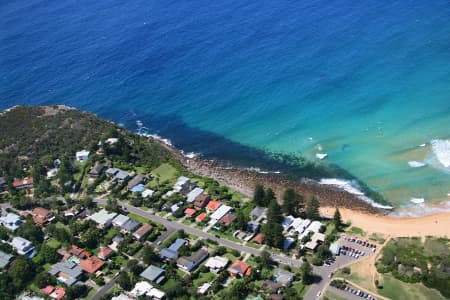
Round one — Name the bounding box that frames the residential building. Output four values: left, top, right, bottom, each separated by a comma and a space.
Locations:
64, 206, 80, 218
88, 163, 105, 178
249, 206, 267, 219
228, 260, 252, 277
127, 174, 145, 191
172, 176, 191, 195
147, 288, 166, 300
252, 233, 265, 245
198, 282, 211, 295
141, 188, 155, 198
205, 200, 222, 212
79, 256, 105, 273
113, 170, 130, 183
69, 245, 91, 259
208, 205, 232, 225
274, 268, 294, 286
46, 168, 58, 179
187, 187, 203, 203
195, 213, 207, 223
194, 193, 210, 209
140, 265, 165, 284
159, 238, 187, 260
32, 207, 54, 226
40, 286, 65, 300
48, 261, 83, 286
247, 221, 260, 233
0, 212, 23, 231
75, 150, 90, 162
261, 280, 283, 294
89, 209, 117, 229
12, 177, 34, 190
283, 238, 295, 251
105, 168, 119, 177
304, 232, 325, 251
111, 294, 133, 300
205, 256, 229, 273
98, 247, 113, 260
112, 214, 130, 228
11, 236, 34, 255
298, 220, 323, 240
218, 213, 236, 227
0, 177, 6, 192
130, 184, 145, 193
130, 281, 153, 298
0, 250, 13, 269
122, 219, 141, 233
176, 248, 209, 272
133, 223, 153, 241
184, 208, 196, 217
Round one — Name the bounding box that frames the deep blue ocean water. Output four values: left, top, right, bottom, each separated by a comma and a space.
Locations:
1, 0, 450, 211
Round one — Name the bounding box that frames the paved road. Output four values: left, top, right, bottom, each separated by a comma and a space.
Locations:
90, 275, 118, 300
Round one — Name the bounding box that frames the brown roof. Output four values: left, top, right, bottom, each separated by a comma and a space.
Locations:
89, 163, 105, 176
228, 260, 251, 277
219, 213, 236, 226
133, 223, 153, 238
194, 193, 210, 209
69, 245, 91, 259
32, 207, 53, 225
127, 174, 145, 190
98, 247, 113, 260
253, 233, 265, 244
79, 256, 105, 273
12, 177, 33, 189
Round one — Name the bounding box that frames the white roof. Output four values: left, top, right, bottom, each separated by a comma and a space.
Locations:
198, 282, 211, 294
111, 294, 133, 300
47, 168, 58, 178
112, 214, 130, 227
205, 256, 229, 269
174, 176, 190, 188
11, 236, 34, 255
90, 209, 117, 225
171, 204, 180, 213
130, 281, 153, 297
76, 150, 90, 157
105, 138, 119, 144
142, 189, 155, 198
187, 187, 204, 203
209, 205, 232, 224
147, 288, 165, 299
307, 221, 322, 233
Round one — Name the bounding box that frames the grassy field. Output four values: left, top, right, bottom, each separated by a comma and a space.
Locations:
324, 290, 348, 300
148, 163, 179, 187
46, 238, 61, 249
347, 226, 366, 236
128, 212, 150, 224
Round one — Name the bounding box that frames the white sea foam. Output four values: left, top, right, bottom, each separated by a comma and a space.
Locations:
316, 153, 328, 160
180, 150, 198, 159
410, 197, 425, 204
408, 160, 426, 168
319, 178, 393, 209
419, 143, 427, 147
430, 139, 450, 168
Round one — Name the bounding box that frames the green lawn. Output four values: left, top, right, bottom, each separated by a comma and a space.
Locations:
377, 274, 447, 300
128, 212, 150, 224
193, 271, 216, 288
148, 163, 179, 187
324, 290, 348, 300
46, 238, 61, 249
292, 281, 309, 298
347, 226, 366, 236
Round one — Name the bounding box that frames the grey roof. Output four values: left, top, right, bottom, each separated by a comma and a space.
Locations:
187, 187, 204, 203
0, 250, 13, 269
250, 206, 267, 218
114, 170, 130, 181
90, 209, 117, 225
112, 214, 130, 226
274, 268, 294, 285
127, 174, 145, 190
48, 260, 83, 286
160, 238, 186, 260
106, 168, 120, 176
0, 177, 5, 185
11, 236, 34, 255
169, 239, 187, 252
140, 265, 165, 282
177, 249, 208, 271
112, 235, 124, 244
122, 219, 140, 232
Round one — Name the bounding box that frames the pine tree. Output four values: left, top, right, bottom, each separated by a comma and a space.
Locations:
253, 184, 265, 206
333, 207, 342, 231
263, 198, 284, 249
264, 188, 276, 207
282, 188, 303, 216
300, 260, 314, 285
306, 196, 320, 220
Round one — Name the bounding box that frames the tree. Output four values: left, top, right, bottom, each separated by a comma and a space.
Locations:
142, 245, 158, 265
300, 260, 314, 285
306, 196, 320, 220
16, 220, 44, 245
282, 188, 303, 216
8, 257, 35, 289
34, 243, 60, 265
127, 259, 143, 275
263, 198, 284, 249
259, 250, 273, 269
106, 198, 119, 213
253, 184, 265, 206
34, 271, 56, 288
264, 188, 276, 207
80, 228, 101, 249
117, 271, 132, 291
234, 210, 248, 231
333, 207, 342, 231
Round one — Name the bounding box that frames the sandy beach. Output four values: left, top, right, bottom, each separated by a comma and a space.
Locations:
321, 207, 450, 238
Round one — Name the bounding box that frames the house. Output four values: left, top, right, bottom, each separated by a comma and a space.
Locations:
12, 177, 34, 190
130, 281, 153, 298
112, 214, 130, 228
247, 221, 260, 233
0, 250, 13, 269
98, 247, 113, 260
11, 236, 34, 255
105, 138, 119, 145
40, 286, 65, 300
64, 206, 80, 218
252, 233, 265, 245
76, 150, 90, 162
198, 282, 211, 295
141, 189, 155, 198
140, 265, 165, 284
147, 288, 166, 300
130, 184, 145, 193
187, 187, 204, 203
228, 260, 252, 277
299, 221, 323, 241
32, 207, 54, 226
48, 261, 83, 286
205, 200, 222, 212
122, 219, 141, 233
304, 232, 325, 251
113, 170, 131, 183
0, 177, 6, 192
133, 223, 153, 241
127, 174, 145, 191
261, 280, 283, 294
250, 206, 267, 219
46, 168, 58, 179
111, 294, 133, 300
218, 213, 236, 227
159, 238, 187, 260
205, 256, 229, 273
196, 213, 207, 223
176, 248, 209, 272
208, 205, 232, 225
69, 245, 91, 259
79, 256, 105, 273
0, 212, 23, 231
184, 208, 196, 217
194, 193, 210, 209
89, 209, 117, 229
283, 238, 295, 251
274, 268, 294, 286
329, 241, 341, 256
282, 215, 295, 231
173, 176, 191, 195
105, 168, 119, 177
88, 163, 105, 178
170, 204, 180, 214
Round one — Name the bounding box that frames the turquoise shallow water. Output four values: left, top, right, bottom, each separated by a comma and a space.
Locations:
0, 0, 449, 209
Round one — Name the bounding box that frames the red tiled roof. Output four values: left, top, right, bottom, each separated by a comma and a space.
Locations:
206, 200, 222, 211
51, 287, 66, 300
184, 208, 196, 216
253, 233, 265, 244
98, 247, 113, 260
229, 260, 252, 276
219, 213, 236, 226
12, 177, 33, 188
41, 285, 55, 295
69, 245, 91, 259
79, 256, 105, 273
196, 213, 207, 222
33, 207, 51, 217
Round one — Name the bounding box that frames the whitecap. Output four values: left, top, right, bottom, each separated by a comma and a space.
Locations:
316, 153, 328, 160
419, 143, 426, 147
410, 197, 425, 204
408, 161, 426, 168
430, 139, 450, 168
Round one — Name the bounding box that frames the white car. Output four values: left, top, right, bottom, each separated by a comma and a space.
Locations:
316, 291, 321, 298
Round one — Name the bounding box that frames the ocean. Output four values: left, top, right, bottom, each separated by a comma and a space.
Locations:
1, 0, 449, 213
